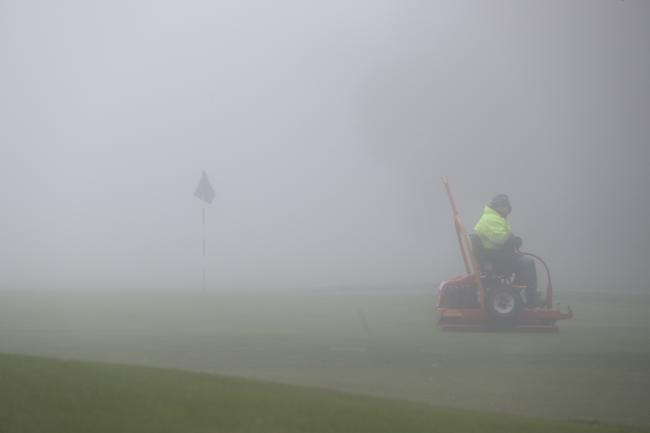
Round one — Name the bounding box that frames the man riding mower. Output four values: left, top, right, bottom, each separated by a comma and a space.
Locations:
436, 179, 572, 332
473, 193, 544, 309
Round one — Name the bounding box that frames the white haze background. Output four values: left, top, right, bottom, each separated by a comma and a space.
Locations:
1, 0, 649, 292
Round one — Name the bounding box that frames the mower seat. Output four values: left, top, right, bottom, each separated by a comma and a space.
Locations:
469, 233, 510, 279
469, 233, 489, 273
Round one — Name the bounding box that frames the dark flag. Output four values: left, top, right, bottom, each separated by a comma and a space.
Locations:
194, 171, 215, 204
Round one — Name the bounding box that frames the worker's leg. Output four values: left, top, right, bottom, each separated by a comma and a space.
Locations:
513, 255, 538, 307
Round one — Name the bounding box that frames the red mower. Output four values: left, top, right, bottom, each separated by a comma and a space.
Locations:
437, 178, 572, 332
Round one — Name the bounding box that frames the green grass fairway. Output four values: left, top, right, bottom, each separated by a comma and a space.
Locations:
0, 289, 649, 427
1, 352, 647, 433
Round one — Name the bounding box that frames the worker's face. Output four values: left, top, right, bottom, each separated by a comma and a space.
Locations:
496, 205, 511, 218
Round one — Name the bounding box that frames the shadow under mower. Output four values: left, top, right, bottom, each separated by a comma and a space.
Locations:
437, 179, 572, 332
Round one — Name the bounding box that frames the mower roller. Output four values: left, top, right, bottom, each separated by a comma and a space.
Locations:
437, 178, 572, 332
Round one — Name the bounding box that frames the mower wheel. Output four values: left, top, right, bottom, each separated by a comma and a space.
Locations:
486, 286, 522, 322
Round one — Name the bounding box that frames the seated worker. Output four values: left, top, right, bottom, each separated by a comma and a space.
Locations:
474, 194, 542, 308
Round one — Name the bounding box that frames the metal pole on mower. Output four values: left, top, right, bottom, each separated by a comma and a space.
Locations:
442, 178, 485, 309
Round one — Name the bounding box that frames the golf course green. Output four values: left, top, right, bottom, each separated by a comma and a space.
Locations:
0, 289, 648, 431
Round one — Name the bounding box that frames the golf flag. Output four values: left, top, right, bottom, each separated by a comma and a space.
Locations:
194, 171, 215, 204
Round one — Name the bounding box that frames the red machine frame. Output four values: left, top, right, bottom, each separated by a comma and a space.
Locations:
437, 178, 572, 332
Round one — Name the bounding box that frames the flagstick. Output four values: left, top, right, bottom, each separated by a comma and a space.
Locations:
195, 171, 215, 292
202, 206, 206, 292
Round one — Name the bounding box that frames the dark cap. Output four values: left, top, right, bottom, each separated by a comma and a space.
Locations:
489, 194, 511, 210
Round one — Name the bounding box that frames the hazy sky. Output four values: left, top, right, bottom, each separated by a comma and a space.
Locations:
1, 0, 649, 291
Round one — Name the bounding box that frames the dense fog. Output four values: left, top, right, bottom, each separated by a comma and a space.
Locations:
2, 0, 649, 292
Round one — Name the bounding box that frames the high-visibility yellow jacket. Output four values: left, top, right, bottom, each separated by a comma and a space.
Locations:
474, 206, 511, 249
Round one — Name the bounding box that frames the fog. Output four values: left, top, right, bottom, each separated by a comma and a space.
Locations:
1, 0, 649, 292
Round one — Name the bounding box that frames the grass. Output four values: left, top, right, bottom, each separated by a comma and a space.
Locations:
1, 352, 647, 433
0, 289, 649, 428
